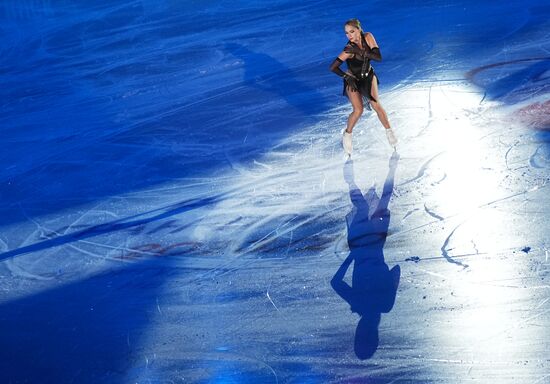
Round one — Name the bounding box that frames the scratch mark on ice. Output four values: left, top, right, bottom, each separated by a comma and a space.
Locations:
284, 230, 293, 258
471, 240, 479, 255
424, 203, 444, 221
266, 291, 280, 312
401, 208, 419, 222
156, 297, 162, 315
479, 92, 486, 104
433, 172, 447, 185
505, 140, 519, 170
534, 297, 549, 311
441, 222, 469, 269
254, 160, 272, 170
398, 151, 445, 186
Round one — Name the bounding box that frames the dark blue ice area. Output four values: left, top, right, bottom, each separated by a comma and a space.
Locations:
0, 258, 169, 382
1, 1, 549, 383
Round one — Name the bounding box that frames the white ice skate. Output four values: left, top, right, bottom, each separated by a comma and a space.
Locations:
385, 128, 398, 148
343, 131, 353, 156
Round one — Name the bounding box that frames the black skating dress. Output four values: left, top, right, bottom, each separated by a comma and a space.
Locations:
343, 33, 380, 102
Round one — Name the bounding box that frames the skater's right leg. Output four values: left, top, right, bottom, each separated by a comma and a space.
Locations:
345, 88, 363, 133
343, 88, 364, 156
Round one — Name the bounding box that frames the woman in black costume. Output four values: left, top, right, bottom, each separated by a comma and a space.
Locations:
330, 19, 397, 155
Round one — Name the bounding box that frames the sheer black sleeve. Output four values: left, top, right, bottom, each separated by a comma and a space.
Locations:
329, 57, 346, 77
364, 47, 382, 61
344, 44, 382, 61
330, 57, 358, 91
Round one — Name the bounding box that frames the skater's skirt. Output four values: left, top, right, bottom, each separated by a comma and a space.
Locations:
343, 67, 379, 102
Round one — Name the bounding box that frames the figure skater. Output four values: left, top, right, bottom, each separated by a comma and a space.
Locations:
329, 18, 397, 155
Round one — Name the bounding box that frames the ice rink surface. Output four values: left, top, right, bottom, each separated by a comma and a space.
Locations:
1, 1, 549, 383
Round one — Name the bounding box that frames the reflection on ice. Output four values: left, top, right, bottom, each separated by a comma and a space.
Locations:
332, 156, 400, 359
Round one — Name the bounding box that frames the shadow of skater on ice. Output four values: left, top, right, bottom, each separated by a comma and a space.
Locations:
331, 152, 401, 360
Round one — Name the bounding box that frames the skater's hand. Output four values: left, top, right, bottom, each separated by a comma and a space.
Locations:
344, 71, 358, 80
343, 73, 358, 91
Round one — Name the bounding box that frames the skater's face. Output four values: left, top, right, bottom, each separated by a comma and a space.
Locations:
345, 25, 361, 43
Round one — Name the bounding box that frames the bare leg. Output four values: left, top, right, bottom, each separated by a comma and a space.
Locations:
369, 76, 397, 147
368, 75, 391, 130
346, 87, 364, 133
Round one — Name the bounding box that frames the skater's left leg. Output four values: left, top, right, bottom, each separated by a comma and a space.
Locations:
368, 76, 391, 130
369, 76, 397, 147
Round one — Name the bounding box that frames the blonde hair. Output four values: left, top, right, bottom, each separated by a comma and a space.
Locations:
344, 18, 363, 32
